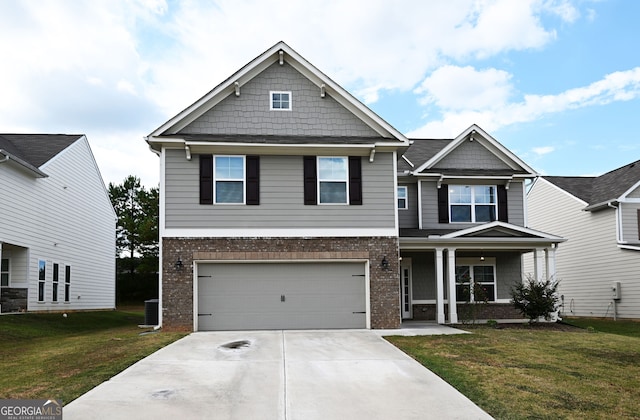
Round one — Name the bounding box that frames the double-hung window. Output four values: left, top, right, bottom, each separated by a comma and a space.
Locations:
64, 266, 71, 303
455, 263, 496, 302
449, 185, 497, 223
214, 156, 245, 204
52, 263, 59, 302
1, 258, 9, 287
318, 157, 348, 204
397, 186, 408, 210
270, 91, 291, 110
38, 260, 46, 302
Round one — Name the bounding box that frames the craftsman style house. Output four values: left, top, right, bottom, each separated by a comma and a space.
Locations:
527, 162, 640, 319
0, 134, 116, 313
147, 42, 564, 331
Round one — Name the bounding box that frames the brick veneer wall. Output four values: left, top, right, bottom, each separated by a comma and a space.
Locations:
412, 303, 523, 322
0, 288, 27, 313
162, 237, 400, 331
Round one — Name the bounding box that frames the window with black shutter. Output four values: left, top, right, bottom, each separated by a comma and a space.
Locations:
438, 184, 449, 223
199, 154, 213, 205
246, 156, 260, 205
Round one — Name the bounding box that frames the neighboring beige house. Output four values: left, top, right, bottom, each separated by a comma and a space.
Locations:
0, 134, 116, 313
526, 160, 640, 319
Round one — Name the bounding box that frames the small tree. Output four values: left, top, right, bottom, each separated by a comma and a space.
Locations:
510, 276, 560, 323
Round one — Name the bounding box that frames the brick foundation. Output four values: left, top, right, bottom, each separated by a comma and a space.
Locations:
162, 237, 400, 331
412, 303, 522, 322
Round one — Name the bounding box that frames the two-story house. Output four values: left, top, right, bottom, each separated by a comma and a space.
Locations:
146, 42, 409, 331
147, 42, 565, 331
0, 134, 116, 313
526, 161, 640, 319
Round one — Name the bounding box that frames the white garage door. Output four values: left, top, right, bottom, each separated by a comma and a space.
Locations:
197, 262, 367, 331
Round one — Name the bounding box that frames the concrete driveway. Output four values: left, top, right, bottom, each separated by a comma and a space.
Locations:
64, 330, 492, 420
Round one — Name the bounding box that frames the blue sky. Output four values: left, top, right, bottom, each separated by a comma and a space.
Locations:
1, 0, 639, 187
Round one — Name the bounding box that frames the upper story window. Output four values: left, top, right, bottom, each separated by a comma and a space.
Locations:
449, 185, 496, 223
1, 258, 9, 287
270, 91, 291, 111
215, 156, 245, 204
318, 157, 348, 204
398, 186, 408, 210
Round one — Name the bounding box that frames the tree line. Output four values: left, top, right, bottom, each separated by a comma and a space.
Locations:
108, 175, 158, 304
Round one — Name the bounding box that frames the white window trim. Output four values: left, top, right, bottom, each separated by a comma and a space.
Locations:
398, 186, 408, 210
455, 258, 497, 303
213, 155, 246, 205
270, 90, 292, 111
449, 185, 498, 223
1, 258, 10, 287
317, 156, 349, 205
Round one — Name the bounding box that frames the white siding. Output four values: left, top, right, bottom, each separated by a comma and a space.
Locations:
0, 138, 116, 311
526, 178, 640, 319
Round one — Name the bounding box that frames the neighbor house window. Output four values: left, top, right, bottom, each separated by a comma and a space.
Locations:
38, 260, 46, 302
398, 186, 408, 210
214, 156, 245, 204
455, 264, 496, 302
52, 263, 59, 302
1, 258, 9, 287
449, 185, 497, 223
318, 157, 348, 204
64, 266, 71, 303
270, 91, 291, 110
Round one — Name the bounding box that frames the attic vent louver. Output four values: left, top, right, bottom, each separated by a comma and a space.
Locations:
279, 50, 284, 65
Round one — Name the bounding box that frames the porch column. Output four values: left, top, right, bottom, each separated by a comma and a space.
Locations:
545, 246, 557, 281
435, 248, 445, 324
533, 248, 545, 281
447, 248, 458, 324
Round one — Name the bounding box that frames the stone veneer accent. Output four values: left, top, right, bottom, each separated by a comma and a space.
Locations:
162, 237, 400, 331
0, 288, 27, 313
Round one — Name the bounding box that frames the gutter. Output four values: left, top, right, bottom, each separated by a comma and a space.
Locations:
0, 149, 48, 177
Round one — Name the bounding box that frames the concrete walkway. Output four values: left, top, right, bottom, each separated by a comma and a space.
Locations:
64, 329, 491, 420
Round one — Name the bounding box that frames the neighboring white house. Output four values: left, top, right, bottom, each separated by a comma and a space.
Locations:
526, 160, 640, 320
0, 134, 116, 313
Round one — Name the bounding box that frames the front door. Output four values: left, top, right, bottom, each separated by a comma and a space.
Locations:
400, 258, 412, 319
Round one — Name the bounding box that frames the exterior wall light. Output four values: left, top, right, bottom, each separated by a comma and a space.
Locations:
381, 256, 390, 270
175, 257, 183, 270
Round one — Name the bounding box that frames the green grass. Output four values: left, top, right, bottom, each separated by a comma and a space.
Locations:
0, 310, 185, 404
387, 322, 640, 419
563, 317, 640, 338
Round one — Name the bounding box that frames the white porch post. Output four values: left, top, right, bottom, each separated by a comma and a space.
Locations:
447, 248, 458, 324
545, 246, 557, 281
435, 248, 445, 324
533, 248, 545, 281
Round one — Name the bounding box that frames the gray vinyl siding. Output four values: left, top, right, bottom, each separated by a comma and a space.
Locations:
398, 183, 419, 229
432, 139, 513, 170
495, 252, 522, 300
620, 202, 640, 243
627, 184, 640, 199
164, 149, 396, 229
179, 62, 379, 137
401, 252, 436, 300
420, 180, 525, 230
526, 179, 640, 319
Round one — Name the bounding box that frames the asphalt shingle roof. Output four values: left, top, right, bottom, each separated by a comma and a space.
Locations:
398, 139, 451, 172
0, 134, 82, 167
543, 159, 640, 207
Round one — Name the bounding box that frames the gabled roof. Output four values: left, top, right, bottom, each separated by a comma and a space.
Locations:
440, 221, 564, 241
147, 41, 409, 150
542, 159, 640, 210
397, 139, 450, 172
0, 134, 83, 177
407, 124, 537, 177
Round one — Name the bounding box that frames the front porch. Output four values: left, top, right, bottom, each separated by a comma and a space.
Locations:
0, 242, 29, 313
399, 222, 565, 324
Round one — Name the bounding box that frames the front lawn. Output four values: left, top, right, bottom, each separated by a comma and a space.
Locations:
387, 321, 640, 419
0, 310, 185, 404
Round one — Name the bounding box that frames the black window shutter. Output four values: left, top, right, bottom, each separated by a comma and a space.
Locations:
199, 154, 213, 205
246, 156, 260, 205
303, 156, 317, 205
438, 184, 449, 223
637, 209, 640, 239
497, 185, 508, 222
348, 156, 362, 205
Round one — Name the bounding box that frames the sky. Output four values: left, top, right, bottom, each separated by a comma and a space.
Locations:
1, 0, 639, 188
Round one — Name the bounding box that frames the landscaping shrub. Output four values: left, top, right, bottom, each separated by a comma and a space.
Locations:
510, 276, 560, 323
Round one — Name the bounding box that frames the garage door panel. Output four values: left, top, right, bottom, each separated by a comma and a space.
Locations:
197, 262, 366, 331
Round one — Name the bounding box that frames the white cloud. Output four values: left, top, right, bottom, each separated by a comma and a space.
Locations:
532, 146, 555, 156
409, 67, 640, 138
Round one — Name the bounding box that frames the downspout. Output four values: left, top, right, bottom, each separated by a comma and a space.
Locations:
608, 202, 622, 243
